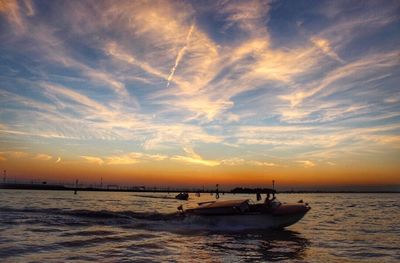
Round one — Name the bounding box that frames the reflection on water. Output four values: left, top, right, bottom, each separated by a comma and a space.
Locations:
0, 190, 399, 262
201, 230, 310, 262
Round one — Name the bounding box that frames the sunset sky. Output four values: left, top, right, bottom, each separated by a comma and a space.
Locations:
0, 0, 399, 189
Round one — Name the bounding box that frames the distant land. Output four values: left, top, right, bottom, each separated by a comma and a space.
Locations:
1, 182, 399, 194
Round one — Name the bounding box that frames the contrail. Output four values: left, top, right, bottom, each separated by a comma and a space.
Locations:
167, 24, 194, 87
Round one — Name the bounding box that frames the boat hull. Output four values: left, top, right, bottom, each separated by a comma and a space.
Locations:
183, 211, 308, 230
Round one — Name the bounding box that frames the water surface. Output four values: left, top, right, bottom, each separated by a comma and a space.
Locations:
0, 190, 399, 262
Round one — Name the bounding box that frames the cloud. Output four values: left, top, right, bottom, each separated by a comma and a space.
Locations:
1, 80, 146, 141
0, 0, 25, 33
34, 154, 52, 161
219, 0, 270, 36
23, 0, 35, 17
172, 96, 234, 122
142, 124, 222, 150
280, 51, 400, 107
296, 160, 316, 168
171, 145, 220, 167
81, 156, 104, 165
221, 158, 245, 166
105, 41, 169, 83
182, 145, 201, 160
106, 155, 141, 165
310, 36, 344, 63
106, 152, 167, 165
7, 151, 30, 159
81, 152, 168, 166
248, 161, 278, 167
317, 0, 400, 49
41, 83, 112, 115
222, 158, 279, 167
171, 155, 220, 167
4, 20, 131, 98
0, 151, 31, 161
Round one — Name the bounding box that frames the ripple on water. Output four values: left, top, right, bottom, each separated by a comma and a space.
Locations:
60, 229, 117, 237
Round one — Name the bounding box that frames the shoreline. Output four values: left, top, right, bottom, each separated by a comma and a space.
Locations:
1, 183, 399, 194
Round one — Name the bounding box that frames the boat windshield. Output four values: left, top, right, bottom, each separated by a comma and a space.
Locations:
270, 199, 281, 207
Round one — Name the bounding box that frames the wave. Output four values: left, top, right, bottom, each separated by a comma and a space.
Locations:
0, 206, 182, 221
132, 194, 177, 200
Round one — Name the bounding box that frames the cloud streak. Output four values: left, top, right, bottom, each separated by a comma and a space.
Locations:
167, 24, 195, 87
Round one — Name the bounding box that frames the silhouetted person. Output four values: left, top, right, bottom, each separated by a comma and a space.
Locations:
256, 192, 261, 201
265, 193, 271, 207
74, 179, 78, 195
177, 204, 183, 211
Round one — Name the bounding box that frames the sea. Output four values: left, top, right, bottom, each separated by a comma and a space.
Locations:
0, 190, 399, 262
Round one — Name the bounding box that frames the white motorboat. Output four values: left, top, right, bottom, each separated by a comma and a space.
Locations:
180, 198, 310, 229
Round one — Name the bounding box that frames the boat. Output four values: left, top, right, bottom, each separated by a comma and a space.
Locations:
180, 196, 310, 229
175, 192, 189, 200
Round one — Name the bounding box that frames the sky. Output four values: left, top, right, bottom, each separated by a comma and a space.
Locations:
0, 0, 399, 189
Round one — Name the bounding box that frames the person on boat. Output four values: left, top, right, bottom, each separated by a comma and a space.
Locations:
256, 192, 262, 201
177, 204, 183, 211
215, 184, 220, 199
264, 193, 271, 207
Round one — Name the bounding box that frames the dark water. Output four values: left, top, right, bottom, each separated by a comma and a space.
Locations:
0, 190, 399, 262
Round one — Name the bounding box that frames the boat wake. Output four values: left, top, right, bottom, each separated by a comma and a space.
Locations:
0, 205, 304, 232
0, 206, 183, 227
131, 194, 177, 200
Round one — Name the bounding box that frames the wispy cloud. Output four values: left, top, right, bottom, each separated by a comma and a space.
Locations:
0, 0, 25, 33
280, 51, 400, 107
106, 152, 168, 165
296, 160, 316, 168
171, 145, 220, 167
248, 161, 278, 167
80, 156, 104, 166
171, 155, 220, 167
0, 151, 35, 161
219, 0, 270, 36
34, 154, 52, 161
81, 152, 168, 166
310, 36, 344, 63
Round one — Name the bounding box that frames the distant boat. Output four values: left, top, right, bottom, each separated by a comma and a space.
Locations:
180, 197, 310, 229
175, 192, 189, 200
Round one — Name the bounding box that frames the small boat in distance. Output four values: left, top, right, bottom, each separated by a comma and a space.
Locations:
175, 192, 189, 200
180, 195, 310, 229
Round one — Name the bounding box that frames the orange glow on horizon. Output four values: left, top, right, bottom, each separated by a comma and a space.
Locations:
2, 157, 399, 189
